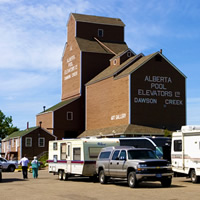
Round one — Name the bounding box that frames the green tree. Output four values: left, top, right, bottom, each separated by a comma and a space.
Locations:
0, 110, 19, 140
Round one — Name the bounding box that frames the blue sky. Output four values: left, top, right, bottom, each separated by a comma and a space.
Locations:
0, 0, 200, 130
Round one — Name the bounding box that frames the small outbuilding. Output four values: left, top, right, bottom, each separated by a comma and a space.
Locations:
1, 126, 56, 160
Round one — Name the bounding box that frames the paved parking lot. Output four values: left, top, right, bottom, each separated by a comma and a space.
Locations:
0, 170, 199, 200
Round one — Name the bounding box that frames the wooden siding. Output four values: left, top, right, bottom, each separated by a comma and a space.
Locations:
36, 112, 53, 134
86, 76, 129, 130
131, 56, 186, 131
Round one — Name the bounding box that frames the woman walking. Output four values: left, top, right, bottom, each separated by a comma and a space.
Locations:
31, 156, 40, 178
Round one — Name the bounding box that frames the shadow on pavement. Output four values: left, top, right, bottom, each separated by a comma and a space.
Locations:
0, 178, 27, 183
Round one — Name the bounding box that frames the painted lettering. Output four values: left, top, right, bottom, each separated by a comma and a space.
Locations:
165, 99, 183, 105
134, 97, 157, 104
144, 76, 172, 83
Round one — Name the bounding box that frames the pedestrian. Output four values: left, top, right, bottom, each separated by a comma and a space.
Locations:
31, 156, 40, 178
19, 154, 29, 179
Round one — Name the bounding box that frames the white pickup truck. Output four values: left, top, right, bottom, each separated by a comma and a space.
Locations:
0, 157, 18, 172
96, 146, 173, 188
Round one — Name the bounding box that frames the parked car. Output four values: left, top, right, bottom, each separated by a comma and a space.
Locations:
0, 164, 2, 181
0, 157, 18, 172
96, 146, 173, 188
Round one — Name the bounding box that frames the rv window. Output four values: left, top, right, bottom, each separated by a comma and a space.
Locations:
61, 143, 66, 160
174, 140, 182, 152
99, 151, 111, 159
73, 148, 81, 160
53, 155, 57, 162
53, 142, 57, 150
89, 147, 102, 158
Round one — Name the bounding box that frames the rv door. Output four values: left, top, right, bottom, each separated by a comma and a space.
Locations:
67, 143, 71, 173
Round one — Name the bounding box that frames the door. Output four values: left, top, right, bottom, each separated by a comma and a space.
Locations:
109, 150, 120, 176
172, 139, 183, 171
117, 150, 127, 177
66, 143, 71, 173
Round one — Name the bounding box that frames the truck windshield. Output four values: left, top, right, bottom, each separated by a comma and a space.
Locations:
128, 150, 157, 159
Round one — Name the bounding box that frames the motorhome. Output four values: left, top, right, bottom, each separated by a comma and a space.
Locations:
171, 125, 200, 183
48, 138, 119, 180
119, 137, 171, 161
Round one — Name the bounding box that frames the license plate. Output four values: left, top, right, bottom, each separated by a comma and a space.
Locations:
156, 174, 162, 178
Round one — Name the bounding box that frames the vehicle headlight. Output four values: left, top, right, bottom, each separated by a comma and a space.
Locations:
137, 163, 147, 171
138, 163, 147, 168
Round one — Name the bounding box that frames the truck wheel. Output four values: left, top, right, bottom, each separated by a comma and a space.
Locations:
8, 165, 15, 172
99, 170, 107, 184
63, 173, 68, 181
128, 171, 137, 188
161, 177, 172, 187
58, 170, 63, 180
191, 170, 199, 183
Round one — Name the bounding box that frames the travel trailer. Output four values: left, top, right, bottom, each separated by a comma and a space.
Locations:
171, 125, 200, 183
48, 138, 119, 180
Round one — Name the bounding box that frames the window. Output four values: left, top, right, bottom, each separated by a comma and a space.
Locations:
12, 139, 14, 147
53, 142, 58, 150
68, 145, 70, 157
73, 148, 81, 160
112, 150, 120, 160
99, 151, 111, 159
113, 59, 117, 65
127, 51, 131, 57
89, 147, 102, 158
53, 155, 58, 162
119, 150, 126, 160
98, 29, 104, 37
67, 112, 73, 120
174, 140, 182, 152
38, 137, 45, 147
25, 137, 32, 147
61, 143, 66, 160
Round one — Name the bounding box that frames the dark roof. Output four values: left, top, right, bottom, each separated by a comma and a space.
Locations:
115, 52, 186, 79
115, 52, 157, 79
2, 127, 39, 141
76, 37, 128, 54
110, 48, 136, 61
72, 13, 125, 26
40, 97, 80, 113
86, 54, 142, 86
78, 124, 165, 138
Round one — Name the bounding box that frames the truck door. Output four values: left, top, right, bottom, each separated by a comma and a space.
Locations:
109, 150, 120, 176
117, 150, 127, 177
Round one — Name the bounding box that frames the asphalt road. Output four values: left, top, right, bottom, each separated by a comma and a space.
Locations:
0, 170, 200, 200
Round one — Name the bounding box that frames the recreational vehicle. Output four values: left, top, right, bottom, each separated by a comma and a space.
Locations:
48, 138, 119, 180
171, 125, 200, 183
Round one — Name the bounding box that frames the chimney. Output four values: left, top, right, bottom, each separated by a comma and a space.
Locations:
43, 106, 46, 112
160, 49, 162, 54
39, 121, 42, 128
27, 122, 29, 130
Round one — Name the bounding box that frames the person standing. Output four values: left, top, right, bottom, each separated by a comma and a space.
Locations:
19, 154, 29, 179
31, 156, 40, 178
